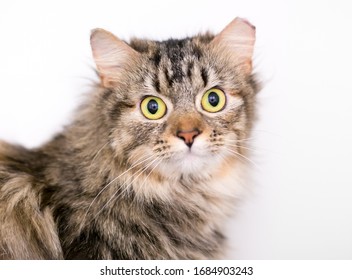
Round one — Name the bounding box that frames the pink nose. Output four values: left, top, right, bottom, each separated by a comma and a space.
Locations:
176, 129, 200, 148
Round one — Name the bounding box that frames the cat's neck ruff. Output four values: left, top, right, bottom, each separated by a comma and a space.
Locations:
115, 156, 248, 217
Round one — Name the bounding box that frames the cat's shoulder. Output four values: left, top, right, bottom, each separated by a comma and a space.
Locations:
0, 140, 36, 185
0, 140, 29, 164
0, 140, 47, 212
0, 140, 63, 259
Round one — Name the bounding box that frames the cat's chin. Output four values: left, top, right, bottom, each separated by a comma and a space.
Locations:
158, 149, 224, 179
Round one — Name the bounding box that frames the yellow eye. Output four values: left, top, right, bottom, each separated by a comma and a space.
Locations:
201, 88, 226, 113
140, 96, 167, 120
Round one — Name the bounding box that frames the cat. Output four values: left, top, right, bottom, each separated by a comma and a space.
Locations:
0, 17, 258, 259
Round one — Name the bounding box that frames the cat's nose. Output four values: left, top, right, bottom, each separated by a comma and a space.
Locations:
176, 129, 201, 148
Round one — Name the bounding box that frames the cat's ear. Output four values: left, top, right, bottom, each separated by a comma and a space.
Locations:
211, 17, 256, 74
90, 29, 139, 87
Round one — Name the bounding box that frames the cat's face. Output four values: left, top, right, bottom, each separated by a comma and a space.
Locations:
91, 18, 257, 180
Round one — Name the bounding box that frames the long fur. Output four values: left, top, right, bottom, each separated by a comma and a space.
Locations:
0, 21, 258, 259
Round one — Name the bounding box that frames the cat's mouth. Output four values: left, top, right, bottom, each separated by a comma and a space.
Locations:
184, 147, 209, 158
178, 140, 209, 157
171, 142, 217, 164
157, 146, 224, 178
150, 136, 227, 176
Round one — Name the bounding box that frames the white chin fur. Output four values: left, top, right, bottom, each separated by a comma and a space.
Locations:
158, 141, 224, 179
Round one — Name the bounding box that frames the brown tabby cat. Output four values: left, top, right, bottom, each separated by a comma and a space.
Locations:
0, 18, 258, 259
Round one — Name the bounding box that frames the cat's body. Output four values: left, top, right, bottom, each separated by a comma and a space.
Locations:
0, 18, 258, 259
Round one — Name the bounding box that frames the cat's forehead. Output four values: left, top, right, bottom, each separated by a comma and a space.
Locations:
129, 35, 216, 102
129, 34, 214, 56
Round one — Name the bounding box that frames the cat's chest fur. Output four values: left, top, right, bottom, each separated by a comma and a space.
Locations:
51, 161, 245, 260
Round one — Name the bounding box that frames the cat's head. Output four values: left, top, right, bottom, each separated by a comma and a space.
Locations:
90, 18, 257, 181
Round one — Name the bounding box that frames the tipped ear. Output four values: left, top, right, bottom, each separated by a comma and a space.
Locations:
211, 17, 256, 73
90, 28, 139, 87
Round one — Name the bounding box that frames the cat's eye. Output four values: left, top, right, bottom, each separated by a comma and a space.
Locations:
140, 96, 167, 120
201, 88, 226, 113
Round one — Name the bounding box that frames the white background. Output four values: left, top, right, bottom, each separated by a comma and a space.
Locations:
0, 0, 351, 259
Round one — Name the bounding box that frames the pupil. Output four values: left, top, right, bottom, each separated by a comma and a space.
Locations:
147, 99, 159, 114
208, 92, 219, 107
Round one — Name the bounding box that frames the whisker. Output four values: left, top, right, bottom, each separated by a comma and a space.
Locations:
91, 155, 160, 222
118, 157, 162, 201
228, 137, 257, 143
114, 156, 161, 204
81, 153, 156, 228
225, 143, 259, 153
88, 141, 110, 172
131, 157, 163, 206
223, 147, 262, 172
226, 139, 280, 156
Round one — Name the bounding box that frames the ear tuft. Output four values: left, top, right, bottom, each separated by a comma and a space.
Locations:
90, 28, 139, 87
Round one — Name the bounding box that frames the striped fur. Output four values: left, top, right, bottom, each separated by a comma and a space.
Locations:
0, 18, 258, 259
